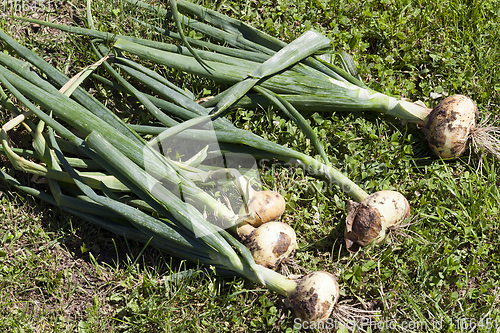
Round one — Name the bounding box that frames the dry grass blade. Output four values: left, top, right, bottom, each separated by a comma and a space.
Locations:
59, 55, 109, 96
2, 110, 33, 132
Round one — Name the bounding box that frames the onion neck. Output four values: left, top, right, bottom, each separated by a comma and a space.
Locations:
251, 264, 298, 297
386, 98, 432, 125
326, 79, 432, 125
289, 156, 370, 202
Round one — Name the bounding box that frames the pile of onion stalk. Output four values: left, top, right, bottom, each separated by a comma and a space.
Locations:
14, 0, 500, 161
2, 0, 464, 323
0, 35, 327, 321
0, 27, 388, 324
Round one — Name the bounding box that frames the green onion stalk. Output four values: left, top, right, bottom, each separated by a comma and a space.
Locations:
0, 27, 351, 321
149, 0, 499, 161
11, 0, 422, 232
10, 14, 429, 125
97, 49, 412, 255
6, 6, 419, 250
16, 0, 498, 161
5, 0, 422, 254
0, 27, 370, 203
1, 53, 302, 272
123, 0, 431, 122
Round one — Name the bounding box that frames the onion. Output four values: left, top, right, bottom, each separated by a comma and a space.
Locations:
288, 271, 340, 322
239, 190, 286, 227
424, 94, 479, 159
238, 221, 297, 269
344, 190, 410, 252
415, 94, 499, 160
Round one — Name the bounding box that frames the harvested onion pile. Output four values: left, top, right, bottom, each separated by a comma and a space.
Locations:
0, 28, 356, 323
9, 0, 488, 324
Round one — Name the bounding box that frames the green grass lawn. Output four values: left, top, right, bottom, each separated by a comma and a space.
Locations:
1, 0, 500, 332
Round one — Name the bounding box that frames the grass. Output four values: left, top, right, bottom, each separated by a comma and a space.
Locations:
1, 0, 500, 332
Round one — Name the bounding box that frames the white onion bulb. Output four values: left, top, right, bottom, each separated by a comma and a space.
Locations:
239, 190, 286, 227
288, 271, 340, 322
425, 94, 478, 159
344, 190, 410, 252
238, 221, 297, 269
